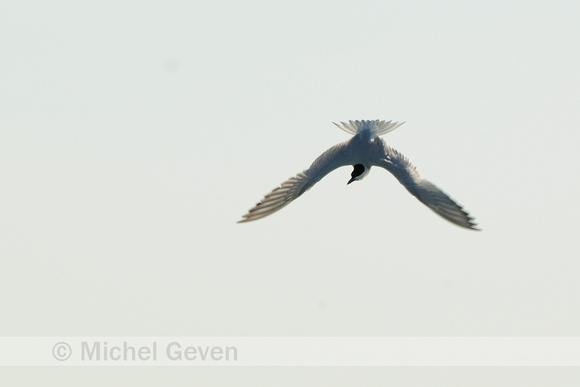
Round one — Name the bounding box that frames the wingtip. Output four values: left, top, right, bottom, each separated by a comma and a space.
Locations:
470, 224, 482, 231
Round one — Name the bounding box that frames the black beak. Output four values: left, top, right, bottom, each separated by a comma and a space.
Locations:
348, 164, 364, 185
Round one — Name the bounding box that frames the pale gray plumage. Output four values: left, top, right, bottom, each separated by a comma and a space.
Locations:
239, 120, 478, 230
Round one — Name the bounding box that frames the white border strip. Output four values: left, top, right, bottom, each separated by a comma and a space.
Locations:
1, 337, 579, 366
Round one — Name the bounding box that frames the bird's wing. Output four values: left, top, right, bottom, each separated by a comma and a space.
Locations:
238, 141, 350, 223
375, 140, 479, 230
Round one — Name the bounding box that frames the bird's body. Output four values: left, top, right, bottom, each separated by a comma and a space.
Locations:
239, 120, 478, 230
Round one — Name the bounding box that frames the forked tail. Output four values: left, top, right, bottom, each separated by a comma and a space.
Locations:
332, 119, 405, 136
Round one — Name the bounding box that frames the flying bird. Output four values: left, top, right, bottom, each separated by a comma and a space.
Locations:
238, 120, 478, 229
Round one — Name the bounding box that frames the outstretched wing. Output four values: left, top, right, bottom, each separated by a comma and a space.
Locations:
375, 141, 479, 230
238, 142, 351, 223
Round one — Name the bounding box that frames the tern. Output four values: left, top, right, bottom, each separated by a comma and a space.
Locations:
239, 120, 478, 229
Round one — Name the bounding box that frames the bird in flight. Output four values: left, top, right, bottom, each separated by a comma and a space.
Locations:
238, 120, 478, 230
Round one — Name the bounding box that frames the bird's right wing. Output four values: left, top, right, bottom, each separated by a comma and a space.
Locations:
238, 142, 350, 223
376, 141, 479, 230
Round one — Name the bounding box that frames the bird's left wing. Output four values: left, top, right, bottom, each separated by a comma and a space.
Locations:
375, 140, 479, 230
238, 141, 350, 223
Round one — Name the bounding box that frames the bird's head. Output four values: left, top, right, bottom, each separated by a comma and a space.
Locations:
347, 164, 369, 184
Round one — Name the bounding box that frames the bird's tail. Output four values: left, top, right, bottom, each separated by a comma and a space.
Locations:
333, 120, 405, 136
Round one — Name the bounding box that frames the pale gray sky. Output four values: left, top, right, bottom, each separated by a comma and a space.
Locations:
1, 0, 580, 385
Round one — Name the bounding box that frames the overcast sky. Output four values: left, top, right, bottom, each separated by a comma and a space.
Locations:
1, 0, 580, 385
